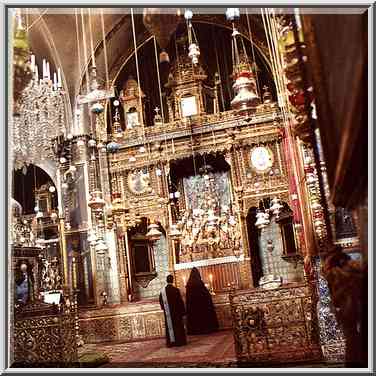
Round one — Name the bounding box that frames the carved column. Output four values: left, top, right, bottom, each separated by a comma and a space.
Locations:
112, 210, 128, 303
281, 126, 312, 256
124, 229, 134, 301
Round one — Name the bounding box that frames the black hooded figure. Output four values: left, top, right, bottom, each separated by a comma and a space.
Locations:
186, 267, 219, 335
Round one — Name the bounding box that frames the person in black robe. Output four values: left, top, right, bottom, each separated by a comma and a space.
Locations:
15, 260, 34, 305
186, 267, 219, 335
159, 274, 187, 347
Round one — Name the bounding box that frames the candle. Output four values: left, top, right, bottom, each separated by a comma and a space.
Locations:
91, 46, 96, 68
46, 62, 50, 80
209, 273, 213, 285
30, 54, 35, 72
53, 72, 57, 90
42, 59, 46, 77
183, 276, 186, 286
57, 68, 62, 88
34, 64, 38, 81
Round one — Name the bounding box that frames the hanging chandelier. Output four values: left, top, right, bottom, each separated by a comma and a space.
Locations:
269, 197, 284, 218
255, 210, 270, 229
12, 11, 33, 107
13, 54, 66, 172
171, 165, 242, 259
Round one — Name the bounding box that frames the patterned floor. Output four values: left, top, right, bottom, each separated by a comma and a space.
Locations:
80, 330, 237, 367
79, 331, 345, 368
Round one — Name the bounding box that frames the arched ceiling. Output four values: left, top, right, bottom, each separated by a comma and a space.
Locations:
25, 8, 271, 123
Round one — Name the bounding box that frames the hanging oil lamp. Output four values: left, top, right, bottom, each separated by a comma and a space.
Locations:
146, 220, 162, 242
269, 197, 284, 218
169, 223, 182, 240
88, 190, 106, 211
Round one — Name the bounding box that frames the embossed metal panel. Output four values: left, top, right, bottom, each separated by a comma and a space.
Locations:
229, 283, 322, 365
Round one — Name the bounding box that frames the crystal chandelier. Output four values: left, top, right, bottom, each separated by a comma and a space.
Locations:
172, 166, 242, 257
255, 210, 270, 229
12, 54, 66, 172
12, 11, 33, 106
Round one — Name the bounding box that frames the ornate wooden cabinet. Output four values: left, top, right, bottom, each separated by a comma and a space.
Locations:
13, 303, 77, 367
229, 283, 322, 365
12, 246, 78, 367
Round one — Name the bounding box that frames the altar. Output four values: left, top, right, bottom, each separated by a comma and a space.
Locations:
229, 283, 323, 365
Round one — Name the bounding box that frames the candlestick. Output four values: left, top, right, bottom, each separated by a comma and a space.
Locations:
42, 59, 46, 78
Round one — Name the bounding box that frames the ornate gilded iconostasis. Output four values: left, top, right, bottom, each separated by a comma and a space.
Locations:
10, 8, 367, 366
100, 13, 310, 302
11, 7, 347, 309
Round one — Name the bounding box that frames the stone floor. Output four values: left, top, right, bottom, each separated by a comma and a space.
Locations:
80, 330, 237, 367
79, 330, 345, 368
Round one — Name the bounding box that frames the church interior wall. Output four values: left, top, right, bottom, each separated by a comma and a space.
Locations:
9, 7, 368, 368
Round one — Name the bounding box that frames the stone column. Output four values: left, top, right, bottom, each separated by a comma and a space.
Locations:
104, 230, 121, 305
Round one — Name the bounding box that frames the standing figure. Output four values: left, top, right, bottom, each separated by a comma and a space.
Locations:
159, 275, 187, 347
186, 267, 219, 335
15, 260, 34, 305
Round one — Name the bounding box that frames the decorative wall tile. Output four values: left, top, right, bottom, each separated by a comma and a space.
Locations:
313, 256, 346, 362
134, 234, 169, 300
259, 219, 304, 284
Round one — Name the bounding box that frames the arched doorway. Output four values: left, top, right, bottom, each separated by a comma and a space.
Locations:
246, 198, 304, 287
246, 206, 263, 287
13, 164, 58, 216
127, 218, 169, 300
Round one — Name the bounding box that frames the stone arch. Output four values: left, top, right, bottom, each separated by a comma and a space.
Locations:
12, 163, 58, 215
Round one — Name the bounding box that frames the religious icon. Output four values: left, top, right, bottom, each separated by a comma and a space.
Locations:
250, 146, 274, 173
126, 111, 140, 129
127, 169, 150, 195
181, 96, 198, 118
